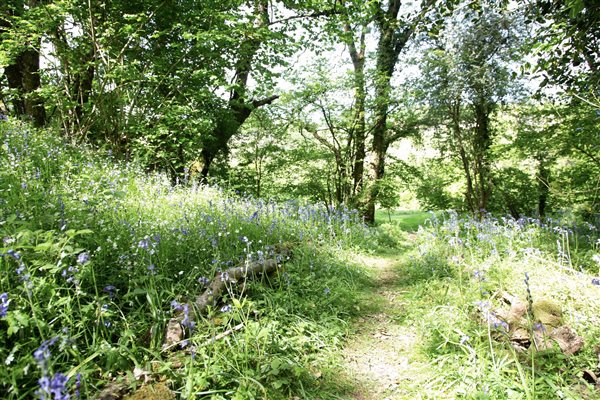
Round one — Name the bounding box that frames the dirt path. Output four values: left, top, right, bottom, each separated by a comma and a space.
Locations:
340, 253, 432, 400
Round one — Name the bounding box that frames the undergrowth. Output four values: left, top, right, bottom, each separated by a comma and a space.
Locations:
0, 122, 373, 399
3, 120, 599, 400
397, 210, 600, 399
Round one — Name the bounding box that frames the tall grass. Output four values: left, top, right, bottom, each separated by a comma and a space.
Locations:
0, 122, 371, 399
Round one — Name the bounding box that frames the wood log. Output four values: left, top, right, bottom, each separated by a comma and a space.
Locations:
195, 258, 279, 313
162, 248, 291, 351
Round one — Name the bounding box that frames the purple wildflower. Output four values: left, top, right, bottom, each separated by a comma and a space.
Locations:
102, 285, 116, 299
33, 337, 59, 373
220, 304, 232, 313
6, 249, 21, 260
138, 238, 150, 250
492, 320, 509, 332
534, 322, 546, 332
591, 278, 600, 286
171, 300, 184, 312
74, 373, 81, 399
76, 252, 89, 265
197, 277, 210, 286
37, 372, 69, 400
181, 304, 195, 332
0, 293, 10, 317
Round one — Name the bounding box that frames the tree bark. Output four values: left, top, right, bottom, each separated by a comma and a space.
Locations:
346, 23, 367, 199
1, 1, 46, 127
472, 99, 493, 215
163, 246, 291, 351
536, 156, 550, 218
199, 0, 278, 181
364, 0, 413, 224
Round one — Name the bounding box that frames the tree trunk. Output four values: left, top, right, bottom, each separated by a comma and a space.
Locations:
198, 0, 278, 181
450, 102, 476, 213
1, 1, 46, 127
346, 23, 367, 199
362, 0, 418, 224
537, 157, 550, 218
473, 101, 492, 215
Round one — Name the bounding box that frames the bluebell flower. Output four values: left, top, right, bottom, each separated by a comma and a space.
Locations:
6, 249, 21, 260
181, 304, 195, 332
34, 337, 59, 373
77, 252, 89, 265
37, 372, 69, 400
138, 238, 150, 250
103, 285, 116, 299
74, 373, 81, 399
591, 278, 600, 286
171, 300, 184, 311
220, 304, 232, 313
492, 320, 509, 331
197, 277, 210, 286
534, 322, 546, 332
0, 293, 10, 317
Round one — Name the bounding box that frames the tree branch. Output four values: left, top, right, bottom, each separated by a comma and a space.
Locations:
268, 8, 341, 26
252, 94, 279, 108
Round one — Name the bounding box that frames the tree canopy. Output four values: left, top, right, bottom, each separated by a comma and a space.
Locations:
1, 0, 598, 218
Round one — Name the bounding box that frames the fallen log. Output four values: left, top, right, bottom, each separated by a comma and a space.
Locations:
162, 248, 291, 351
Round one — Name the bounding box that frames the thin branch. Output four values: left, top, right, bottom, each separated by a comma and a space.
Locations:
268, 8, 341, 26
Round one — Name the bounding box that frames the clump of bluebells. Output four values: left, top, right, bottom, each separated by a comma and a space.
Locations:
0, 292, 10, 317
422, 210, 599, 272
33, 337, 79, 400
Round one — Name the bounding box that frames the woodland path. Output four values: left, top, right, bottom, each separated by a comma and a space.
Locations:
339, 247, 435, 400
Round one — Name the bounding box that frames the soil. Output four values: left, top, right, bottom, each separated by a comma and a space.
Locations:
340, 254, 432, 400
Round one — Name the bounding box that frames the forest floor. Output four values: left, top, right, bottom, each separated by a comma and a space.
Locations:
339, 238, 442, 400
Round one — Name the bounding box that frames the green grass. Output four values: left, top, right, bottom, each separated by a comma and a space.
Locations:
377, 211, 600, 399
2, 121, 599, 399
0, 122, 373, 399
375, 209, 435, 231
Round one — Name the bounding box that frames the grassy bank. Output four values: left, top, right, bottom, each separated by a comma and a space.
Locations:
0, 122, 375, 399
